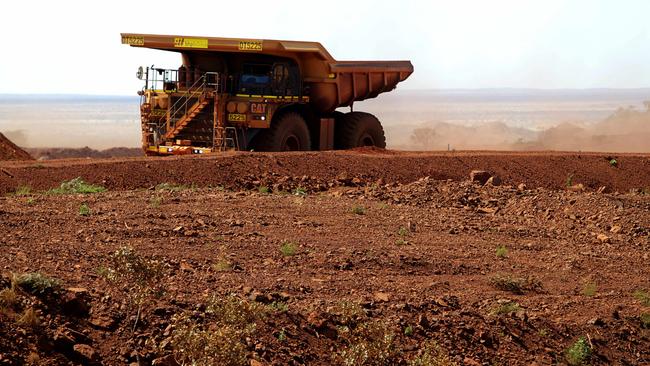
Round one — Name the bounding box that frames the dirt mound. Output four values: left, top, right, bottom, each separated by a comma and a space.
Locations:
1, 150, 649, 196
26, 147, 142, 160
0, 133, 32, 161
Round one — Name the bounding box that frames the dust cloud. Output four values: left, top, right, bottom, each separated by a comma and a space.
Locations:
400, 102, 650, 152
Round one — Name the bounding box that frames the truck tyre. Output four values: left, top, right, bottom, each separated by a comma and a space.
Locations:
254, 112, 311, 151
334, 112, 386, 149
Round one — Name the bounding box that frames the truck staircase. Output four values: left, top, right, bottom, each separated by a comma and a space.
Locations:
214, 126, 240, 151
164, 96, 210, 140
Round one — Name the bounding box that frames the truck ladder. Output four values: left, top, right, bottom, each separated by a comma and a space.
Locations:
214, 126, 240, 151
164, 96, 210, 140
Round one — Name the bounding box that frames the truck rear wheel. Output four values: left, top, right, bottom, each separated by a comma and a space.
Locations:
253, 112, 311, 152
334, 112, 386, 149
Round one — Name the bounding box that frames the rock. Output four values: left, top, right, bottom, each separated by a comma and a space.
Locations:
152, 354, 180, 366
477, 207, 498, 214
567, 184, 585, 192
250, 360, 264, 366
62, 288, 91, 317
73, 344, 98, 363
463, 357, 481, 366
610, 225, 622, 234
89, 315, 117, 330
596, 234, 610, 243
374, 292, 390, 302
486, 175, 502, 186
470, 170, 491, 185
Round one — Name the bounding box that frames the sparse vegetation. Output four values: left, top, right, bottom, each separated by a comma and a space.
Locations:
149, 196, 163, 207
169, 295, 266, 366
48, 177, 106, 194
396, 226, 410, 245
155, 182, 192, 192
213, 259, 232, 272
398, 226, 409, 237
0, 287, 18, 310
280, 241, 297, 256
99, 246, 165, 331
409, 341, 458, 366
489, 274, 542, 294
351, 205, 366, 215
17, 307, 40, 328
340, 320, 399, 366
633, 289, 650, 306
269, 301, 289, 313
582, 282, 597, 297
292, 186, 307, 196
404, 325, 414, 336
641, 313, 650, 328
491, 301, 521, 315
566, 174, 574, 187
79, 203, 91, 216
495, 245, 508, 258
565, 337, 592, 366
258, 185, 269, 194
15, 272, 62, 297
14, 186, 32, 196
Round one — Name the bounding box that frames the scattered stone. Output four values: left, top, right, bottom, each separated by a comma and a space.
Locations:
610, 225, 622, 234
486, 175, 502, 186
374, 292, 390, 302
152, 354, 180, 366
596, 234, 610, 243
73, 344, 99, 363
62, 287, 91, 317
567, 184, 585, 192
470, 170, 491, 185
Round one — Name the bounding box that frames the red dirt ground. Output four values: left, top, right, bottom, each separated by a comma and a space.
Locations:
0, 151, 649, 365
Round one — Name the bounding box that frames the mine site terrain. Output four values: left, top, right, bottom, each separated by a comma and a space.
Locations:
0, 147, 649, 365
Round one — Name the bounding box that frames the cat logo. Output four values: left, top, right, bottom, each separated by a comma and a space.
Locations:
250, 103, 267, 114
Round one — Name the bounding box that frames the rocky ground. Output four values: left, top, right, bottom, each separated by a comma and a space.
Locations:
0, 151, 649, 365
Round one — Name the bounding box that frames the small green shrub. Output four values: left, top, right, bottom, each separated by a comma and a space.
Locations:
641, 313, 650, 328
258, 186, 269, 194
213, 259, 232, 272
409, 341, 458, 366
99, 246, 165, 331
48, 177, 105, 195
565, 337, 591, 366
14, 186, 32, 196
351, 205, 366, 215
340, 321, 398, 366
280, 241, 297, 256
491, 301, 521, 315
566, 174, 574, 187
398, 227, 409, 237
633, 290, 650, 306
292, 186, 307, 196
155, 182, 191, 192
79, 203, 91, 216
15, 272, 62, 296
404, 325, 414, 336
169, 295, 266, 366
496, 245, 508, 258
149, 196, 163, 207
489, 274, 542, 294
269, 301, 289, 313
582, 282, 597, 297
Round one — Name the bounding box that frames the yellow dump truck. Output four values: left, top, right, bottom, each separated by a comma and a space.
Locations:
121, 33, 413, 154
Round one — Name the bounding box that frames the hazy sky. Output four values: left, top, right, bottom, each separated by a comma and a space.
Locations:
1, 0, 649, 95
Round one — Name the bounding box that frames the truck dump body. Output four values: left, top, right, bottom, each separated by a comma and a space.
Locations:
121, 33, 413, 112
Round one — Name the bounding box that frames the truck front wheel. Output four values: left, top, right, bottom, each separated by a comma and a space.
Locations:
253, 112, 311, 152
334, 112, 386, 149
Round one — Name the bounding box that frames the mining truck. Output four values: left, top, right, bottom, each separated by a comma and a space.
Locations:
121, 33, 413, 154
